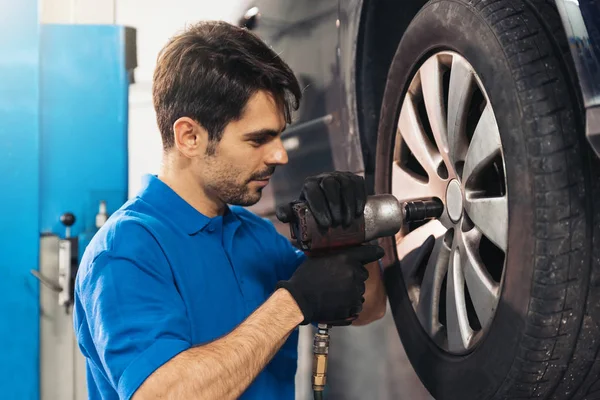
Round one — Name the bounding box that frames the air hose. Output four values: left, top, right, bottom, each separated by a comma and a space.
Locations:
312, 323, 330, 400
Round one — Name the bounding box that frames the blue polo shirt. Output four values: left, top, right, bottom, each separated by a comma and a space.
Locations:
73, 174, 306, 400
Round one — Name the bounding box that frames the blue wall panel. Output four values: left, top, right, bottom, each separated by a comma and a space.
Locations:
40, 25, 130, 252
0, 1, 40, 399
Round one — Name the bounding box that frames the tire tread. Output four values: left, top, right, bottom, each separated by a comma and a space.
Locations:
374, 0, 599, 397
464, 0, 599, 398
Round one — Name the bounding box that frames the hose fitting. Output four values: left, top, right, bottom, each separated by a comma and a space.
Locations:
312, 324, 330, 399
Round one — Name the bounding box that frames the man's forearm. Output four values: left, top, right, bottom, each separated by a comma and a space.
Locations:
353, 261, 387, 326
132, 288, 304, 400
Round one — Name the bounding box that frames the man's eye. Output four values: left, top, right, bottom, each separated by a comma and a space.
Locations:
250, 137, 269, 146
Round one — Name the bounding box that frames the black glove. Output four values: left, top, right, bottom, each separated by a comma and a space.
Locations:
276, 171, 367, 229
383, 234, 435, 293
276, 244, 385, 325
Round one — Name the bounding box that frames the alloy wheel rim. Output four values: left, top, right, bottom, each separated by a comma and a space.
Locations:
391, 51, 508, 354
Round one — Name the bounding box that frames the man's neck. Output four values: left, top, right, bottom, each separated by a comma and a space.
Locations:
158, 164, 225, 218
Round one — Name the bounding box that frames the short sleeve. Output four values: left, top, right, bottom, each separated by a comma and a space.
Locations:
75, 223, 191, 400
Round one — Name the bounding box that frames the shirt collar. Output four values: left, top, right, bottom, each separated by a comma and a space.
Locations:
137, 174, 238, 235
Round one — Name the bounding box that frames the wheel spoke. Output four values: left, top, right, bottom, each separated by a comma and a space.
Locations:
462, 103, 502, 184
417, 235, 451, 335
398, 94, 441, 176
396, 219, 446, 261
464, 195, 508, 252
459, 229, 500, 327
447, 56, 474, 163
420, 56, 452, 170
446, 247, 472, 353
391, 161, 438, 202
395, 50, 508, 354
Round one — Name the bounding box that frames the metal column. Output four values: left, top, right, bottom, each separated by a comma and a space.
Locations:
0, 1, 41, 398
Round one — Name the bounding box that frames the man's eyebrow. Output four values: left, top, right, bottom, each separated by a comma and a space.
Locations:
243, 127, 286, 138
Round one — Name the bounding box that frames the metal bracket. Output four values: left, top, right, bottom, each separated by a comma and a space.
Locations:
31, 237, 77, 312
57, 239, 73, 307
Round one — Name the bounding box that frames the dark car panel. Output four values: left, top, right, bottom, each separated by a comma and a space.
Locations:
237, 0, 600, 398
241, 0, 600, 216
556, 0, 600, 108
555, 0, 600, 156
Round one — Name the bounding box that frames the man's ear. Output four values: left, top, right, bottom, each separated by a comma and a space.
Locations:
173, 117, 207, 157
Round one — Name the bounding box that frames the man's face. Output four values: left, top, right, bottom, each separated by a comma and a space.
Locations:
199, 90, 289, 206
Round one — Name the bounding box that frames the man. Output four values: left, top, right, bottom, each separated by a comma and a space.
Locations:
74, 21, 389, 400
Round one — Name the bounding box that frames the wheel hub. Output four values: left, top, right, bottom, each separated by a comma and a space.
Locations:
446, 179, 464, 223
390, 51, 509, 355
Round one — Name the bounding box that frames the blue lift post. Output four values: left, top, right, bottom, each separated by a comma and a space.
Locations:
0, 1, 42, 398
0, 5, 136, 398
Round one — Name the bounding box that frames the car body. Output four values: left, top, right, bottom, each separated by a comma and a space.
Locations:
238, 1, 600, 399
241, 0, 600, 224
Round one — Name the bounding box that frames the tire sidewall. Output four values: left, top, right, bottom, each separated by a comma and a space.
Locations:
375, 1, 536, 398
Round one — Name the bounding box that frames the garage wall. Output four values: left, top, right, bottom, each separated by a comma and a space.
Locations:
41, 0, 117, 23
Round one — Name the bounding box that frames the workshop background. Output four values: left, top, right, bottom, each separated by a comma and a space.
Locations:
0, 1, 431, 399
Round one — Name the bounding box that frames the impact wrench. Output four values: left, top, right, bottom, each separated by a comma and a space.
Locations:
285, 194, 444, 400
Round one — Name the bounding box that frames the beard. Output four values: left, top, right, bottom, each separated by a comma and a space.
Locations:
206, 165, 276, 207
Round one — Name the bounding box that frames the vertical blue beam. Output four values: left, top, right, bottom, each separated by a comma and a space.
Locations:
0, 1, 40, 399
40, 24, 130, 249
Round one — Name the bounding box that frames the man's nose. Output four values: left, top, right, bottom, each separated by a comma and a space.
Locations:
266, 139, 289, 165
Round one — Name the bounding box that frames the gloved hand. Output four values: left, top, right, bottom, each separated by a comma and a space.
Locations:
383, 235, 436, 311
276, 244, 385, 325
276, 171, 367, 228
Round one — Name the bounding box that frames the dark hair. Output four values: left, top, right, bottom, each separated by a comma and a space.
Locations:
152, 20, 302, 151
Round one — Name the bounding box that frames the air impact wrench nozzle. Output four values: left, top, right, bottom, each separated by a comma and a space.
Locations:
403, 198, 444, 223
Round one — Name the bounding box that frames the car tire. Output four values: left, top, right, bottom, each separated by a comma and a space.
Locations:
374, 0, 600, 399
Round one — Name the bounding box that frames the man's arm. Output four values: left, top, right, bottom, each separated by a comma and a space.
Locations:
132, 288, 303, 400
352, 261, 387, 326
78, 221, 375, 400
